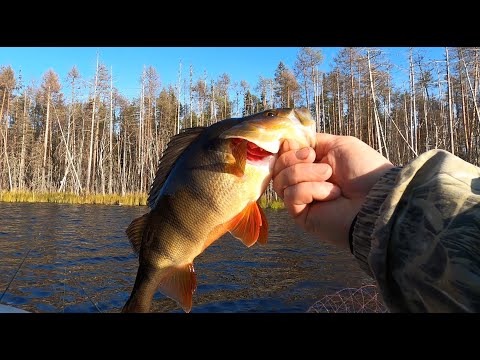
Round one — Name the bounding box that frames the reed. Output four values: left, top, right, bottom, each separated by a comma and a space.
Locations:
0, 191, 148, 206
258, 195, 285, 210
268, 199, 285, 210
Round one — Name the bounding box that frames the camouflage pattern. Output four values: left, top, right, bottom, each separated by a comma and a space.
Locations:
352, 149, 480, 312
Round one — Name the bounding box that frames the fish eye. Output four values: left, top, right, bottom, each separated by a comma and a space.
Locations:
266, 111, 275, 117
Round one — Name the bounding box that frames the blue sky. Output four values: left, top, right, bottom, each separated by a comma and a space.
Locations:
1, 47, 446, 100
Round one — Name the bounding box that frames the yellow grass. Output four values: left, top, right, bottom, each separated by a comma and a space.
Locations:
0, 191, 147, 206
268, 199, 285, 210
258, 195, 285, 210
1, 191, 285, 209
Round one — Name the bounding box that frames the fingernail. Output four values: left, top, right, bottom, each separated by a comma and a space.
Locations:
296, 147, 310, 160
282, 139, 290, 152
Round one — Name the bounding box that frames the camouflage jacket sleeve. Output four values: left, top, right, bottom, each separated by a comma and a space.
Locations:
352, 149, 480, 312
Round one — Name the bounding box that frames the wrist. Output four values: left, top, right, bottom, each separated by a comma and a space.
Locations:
352, 167, 403, 275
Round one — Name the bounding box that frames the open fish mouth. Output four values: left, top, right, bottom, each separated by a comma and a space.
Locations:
231, 138, 275, 164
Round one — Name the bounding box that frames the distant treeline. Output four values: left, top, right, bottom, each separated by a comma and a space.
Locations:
0, 47, 479, 201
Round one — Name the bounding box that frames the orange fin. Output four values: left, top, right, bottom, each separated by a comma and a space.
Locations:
125, 213, 149, 254
228, 201, 264, 247
257, 202, 269, 245
158, 264, 197, 313
225, 139, 247, 177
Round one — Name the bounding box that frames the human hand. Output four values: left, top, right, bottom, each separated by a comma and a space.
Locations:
272, 133, 394, 250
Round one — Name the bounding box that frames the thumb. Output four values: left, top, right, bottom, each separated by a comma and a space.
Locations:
279, 139, 300, 155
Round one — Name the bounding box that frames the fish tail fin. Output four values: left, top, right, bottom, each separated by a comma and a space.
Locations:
126, 213, 149, 254
122, 263, 197, 313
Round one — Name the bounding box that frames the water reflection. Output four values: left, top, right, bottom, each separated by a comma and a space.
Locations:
0, 203, 373, 313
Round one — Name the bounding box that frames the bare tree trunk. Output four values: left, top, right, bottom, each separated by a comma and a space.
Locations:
336, 70, 342, 135
4, 95, 13, 191
303, 69, 309, 110
189, 65, 193, 127
108, 67, 114, 194
404, 93, 410, 146
139, 71, 145, 193
461, 50, 480, 133
176, 61, 182, 134
357, 64, 363, 141
42, 90, 51, 191
77, 107, 86, 194
19, 90, 27, 190
92, 100, 100, 193
86, 55, 99, 193
409, 49, 418, 155
423, 87, 430, 152
367, 49, 385, 157
350, 48, 357, 137
210, 81, 216, 123
122, 122, 127, 196
435, 61, 444, 150
446, 47, 455, 155
320, 74, 325, 133
312, 68, 320, 131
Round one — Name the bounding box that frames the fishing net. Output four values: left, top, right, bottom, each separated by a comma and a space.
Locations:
307, 284, 389, 313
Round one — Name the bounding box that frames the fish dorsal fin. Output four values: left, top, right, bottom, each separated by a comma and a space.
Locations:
148, 127, 206, 208
228, 201, 269, 247
125, 213, 149, 254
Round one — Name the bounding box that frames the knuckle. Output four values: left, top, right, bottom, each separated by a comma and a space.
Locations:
288, 165, 302, 184
283, 186, 295, 202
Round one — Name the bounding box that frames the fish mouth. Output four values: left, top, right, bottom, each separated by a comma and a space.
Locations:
231, 138, 275, 165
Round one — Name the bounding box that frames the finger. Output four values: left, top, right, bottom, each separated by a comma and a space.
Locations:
283, 181, 341, 217
272, 162, 333, 199
314, 133, 339, 159
279, 138, 300, 155
273, 146, 316, 178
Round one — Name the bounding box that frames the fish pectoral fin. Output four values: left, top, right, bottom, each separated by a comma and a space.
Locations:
225, 139, 247, 177
157, 264, 197, 313
228, 201, 267, 247
125, 213, 149, 254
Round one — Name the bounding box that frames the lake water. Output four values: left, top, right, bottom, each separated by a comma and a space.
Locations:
0, 202, 379, 313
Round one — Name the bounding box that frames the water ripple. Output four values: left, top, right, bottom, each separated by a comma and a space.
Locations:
0, 202, 370, 313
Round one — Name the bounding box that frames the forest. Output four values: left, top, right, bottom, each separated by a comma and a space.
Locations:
0, 47, 479, 205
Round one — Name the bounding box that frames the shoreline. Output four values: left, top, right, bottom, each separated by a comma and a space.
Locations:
0, 191, 285, 209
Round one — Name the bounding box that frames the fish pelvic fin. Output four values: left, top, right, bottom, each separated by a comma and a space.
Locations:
158, 263, 197, 313
125, 213, 149, 254
228, 201, 269, 247
257, 201, 269, 245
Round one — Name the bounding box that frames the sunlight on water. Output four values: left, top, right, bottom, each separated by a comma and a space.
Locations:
0, 203, 375, 313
